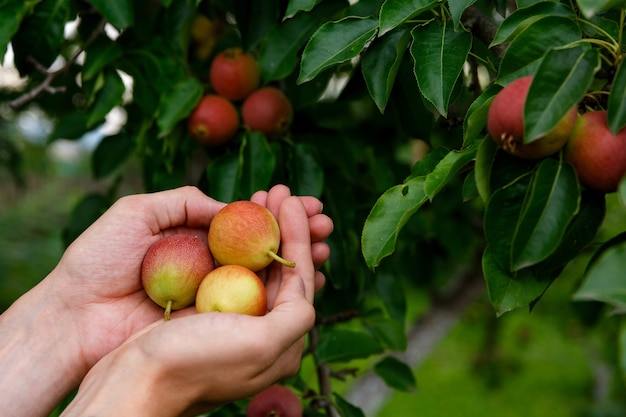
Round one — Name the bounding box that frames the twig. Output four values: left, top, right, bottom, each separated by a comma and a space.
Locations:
8, 18, 106, 110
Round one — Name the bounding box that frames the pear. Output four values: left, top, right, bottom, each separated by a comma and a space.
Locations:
195, 265, 267, 316
208, 201, 295, 272
246, 384, 303, 417
141, 234, 214, 321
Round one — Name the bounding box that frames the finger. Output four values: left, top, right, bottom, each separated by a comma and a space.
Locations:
308, 213, 334, 242
276, 197, 315, 302
249, 190, 268, 206
265, 184, 292, 219
132, 186, 225, 234
314, 271, 326, 293
311, 241, 331, 270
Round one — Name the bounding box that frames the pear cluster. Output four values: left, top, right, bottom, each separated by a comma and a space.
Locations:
140, 201, 295, 320
188, 47, 294, 147
487, 75, 626, 193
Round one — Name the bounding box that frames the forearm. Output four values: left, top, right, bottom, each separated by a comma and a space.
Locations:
0, 276, 85, 416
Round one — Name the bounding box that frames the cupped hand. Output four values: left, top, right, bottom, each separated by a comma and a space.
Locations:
60, 196, 324, 417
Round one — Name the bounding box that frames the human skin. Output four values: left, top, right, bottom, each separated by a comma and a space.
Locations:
0, 185, 332, 417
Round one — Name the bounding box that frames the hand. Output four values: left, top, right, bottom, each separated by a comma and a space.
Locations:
60, 195, 327, 417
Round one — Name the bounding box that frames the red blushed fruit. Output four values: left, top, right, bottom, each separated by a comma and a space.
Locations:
242, 87, 293, 137
210, 47, 261, 101
188, 95, 239, 146
487, 75, 578, 159
141, 234, 215, 321
246, 385, 303, 417
564, 110, 626, 193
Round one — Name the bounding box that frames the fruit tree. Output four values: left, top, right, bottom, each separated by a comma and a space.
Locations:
2, 0, 626, 415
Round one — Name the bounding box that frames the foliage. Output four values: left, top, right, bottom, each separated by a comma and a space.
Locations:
2, 0, 626, 415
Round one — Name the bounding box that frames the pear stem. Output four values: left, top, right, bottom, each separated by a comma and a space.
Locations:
267, 250, 296, 268
164, 300, 173, 322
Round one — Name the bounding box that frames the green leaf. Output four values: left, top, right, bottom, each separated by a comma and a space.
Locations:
510, 159, 580, 271
410, 20, 472, 117
259, 0, 346, 82
289, 143, 324, 197
362, 27, 410, 113
238, 132, 277, 199
463, 84, 498, 147
374, 356, 417, 392
364, 317, 407, 351
576, 0, 626, 18
608, 56, 626, 135
11, 0, 69, 74
620, 320, 626, 383
484, 172, 532, 271
378, 0, 437, 35
206, 153, 240, 203
0, 0, 42, 61
92, 133, 135, 179
361, 177, 429, 270
524, 45, 600, 142
620, 177, 626, 207
48, 111, 88, 142
482, 247, 553, 316
424, 140, 479, 199
315, 329, 383, 364
333, 393, 366, 417
574, 239, 626, 309
497, 16, 581, 83
83, 38, 123, 81
298, 16, 378, 84
87, 69, 126, 128
474, 135, 498, 203
448, 0, 478, 30
232, 0, 280, 51
156, 77, 203, 138
376, 271, 407, 324
62, 193, 110, 247
88, 0, 134, 30
284, 0, 323, 19
490, 1, 575, 47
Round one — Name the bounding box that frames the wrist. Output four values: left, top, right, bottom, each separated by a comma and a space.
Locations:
0, 272, 85, 416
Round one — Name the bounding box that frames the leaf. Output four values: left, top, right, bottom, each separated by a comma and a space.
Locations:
510, 159, 580, 271
83, 38, 123, 81
448, 0, 478, 30
11, 0, 69, 74
378, 0, 437, 35
0, 0, 42, 61
88, 0, 134, 30
524, 45, 600, 143
315, 329, 383, 364
284, 0, 323, 19
231, 0, 280, 51
576, 0, 626, 18
482, 247, 553, 316
92, 133, 135, 179
574, 239, 626, 309
620, 320, 626, 383
474, 135, 498, 203
376, 271, 407, 324
156, 77, 203, 138
362, 27, 410, 113
374, 356, 417, 392
62, 193, 110, 247
259, 0, 346, 82
620, 177, 626, 208
490, 1, 575, 47
206, 153, 240, 203
333, 393, 366, 417
463, 84, 498, 147
298, 16, 378, 84
87, 69, 126, 128
497, 16, 581, 83
238, 132, 277, 199
289, 143, 324, 198
361, 177, 429, 270
424, 140, 479, 199
410, 20, 472, 117
364, 317, 407, 351
607, 56, 626, 134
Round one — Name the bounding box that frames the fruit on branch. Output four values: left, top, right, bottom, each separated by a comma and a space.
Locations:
141, 234, 215, 321
210, 47, 261, 101
188, 94, 239, 146
208, 200, 295, 272
246, 384, 303, 417
487, 75, 578, 159
242, 87, 293, 137
190, 15, 224, 60
564, 110, 626, 193
195, 264, 267, 316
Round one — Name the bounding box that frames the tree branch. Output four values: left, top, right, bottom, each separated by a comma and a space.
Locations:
461, 6, 508, 58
